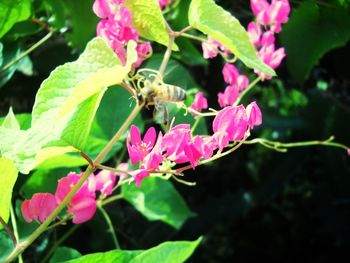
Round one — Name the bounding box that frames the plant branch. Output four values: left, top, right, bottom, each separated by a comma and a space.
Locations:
101, 194, 124, 206
0, 32, 53, 73
0, 215, 17, 247
158, 28, 175, 76
244, 136, 349, 152
98, 205, 120, 249
10, 205, 23, 263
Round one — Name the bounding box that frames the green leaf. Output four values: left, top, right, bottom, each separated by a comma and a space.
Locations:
0, 113, 31, 130
124, 0, 178, 50
50, 246, 82, 263
2, 107, 20, 129
280, 1, 350, 82
0, 157, 18, 228
0, 37, 136, 173
63, 238, 201, 263
0, 0, 31, 38
0, 42, 21, 88
188, 0, 275, 76
130, 237, 202, 263
122, 177, 195, 229
63, 250, 143, 263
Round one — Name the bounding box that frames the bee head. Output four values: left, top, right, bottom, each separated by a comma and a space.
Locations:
137, 92, 144, 105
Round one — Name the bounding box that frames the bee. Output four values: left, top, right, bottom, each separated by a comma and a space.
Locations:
133, 69, 186, 125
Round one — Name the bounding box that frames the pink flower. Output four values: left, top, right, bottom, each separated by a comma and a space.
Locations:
222, 64, 240, 85
93, 0, 123, 19
134, 42, 152, 68
162, 124, 192, 162
144, 132, 164, 170
260, 31, 275, 47
21, 193, 58, 223
250, 0, 290, 33
55, 173, 97, 224
347, 149, 350, 156
129, 169, 149, 187
115, 162, 129, 180
190, 92, 208, 112
183, 136, 206, 168
256, 44, 286, 79
159, 0, 172, 9
202, 41, 219, 59
127, 125, 157, 165
246, 101, 262, 129
218, 85, 239, 108
247, 21, 262, 46
95, 170, 116, 196
212, 105, 248, 150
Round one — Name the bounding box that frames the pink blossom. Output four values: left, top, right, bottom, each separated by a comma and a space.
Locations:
247, 22, 262, 46
246, 101, 262, 129
129, 169, 149, 187
218, 85, 239, 108
21, 193, 58, 223
347, 149, 350, 156
250, 0, 290, 33
95, 170, 116, 196
256, 44, 285, 79
222, 64, 240, 85
260, 31, 275, 47
127, 125, 157, 165
115, 162, 129, 180
144, 132, 164, 170
68, 197, 97, 224
159, 0, 172, 9
55, 173, 97, 224
202, 41, 219, 59
162, 124, 191, 162
93, 0, 123, 19
212, 105, 248, 150
134, 42, 152, 68
190, 92, 208, 112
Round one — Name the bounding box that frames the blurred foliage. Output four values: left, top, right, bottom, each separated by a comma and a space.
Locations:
0, 0, 350, 262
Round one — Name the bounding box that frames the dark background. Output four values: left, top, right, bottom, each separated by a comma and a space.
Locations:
1, 0, 349, 262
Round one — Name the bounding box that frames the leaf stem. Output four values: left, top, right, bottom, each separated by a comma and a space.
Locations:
0, 32, 53, 73
179, 32, 206, 43
10, 205, 23, 263
159, 29, 175, 76
101, 194, 124, 206
0, 215, 17, 247
98, 205, 120, 249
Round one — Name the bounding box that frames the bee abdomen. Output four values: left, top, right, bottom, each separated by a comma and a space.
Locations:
166, 85, 186, 102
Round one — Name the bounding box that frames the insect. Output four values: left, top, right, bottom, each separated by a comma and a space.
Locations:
131, 69, 186, 125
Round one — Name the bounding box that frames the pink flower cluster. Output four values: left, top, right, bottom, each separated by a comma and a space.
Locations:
202, 0, 290, 80
248, 0, 290, 79
93, 0, 152, 67
126, 101, 262, 186
22, 171, 116, 224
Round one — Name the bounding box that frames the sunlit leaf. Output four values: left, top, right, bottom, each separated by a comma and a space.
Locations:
0, 157, 18, 228
188, 0, 275, 76
0, 0, 31, 38
124, 0, 178, 50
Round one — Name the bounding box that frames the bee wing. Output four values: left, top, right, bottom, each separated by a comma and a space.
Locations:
153, 102, 169, 125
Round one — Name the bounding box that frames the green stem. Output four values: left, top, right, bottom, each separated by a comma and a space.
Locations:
4, 104, 143, 263
234, 76, 262, 106
244, 136, 349, 152
191, 117, 202, 134
180, 32, 206, 43
101, 194, 124, 207
10, 206, 23, 263
41, 225, 79, 263
158, 28, 175, 76
0, 32, 53, 73
98, 205, 120, 249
